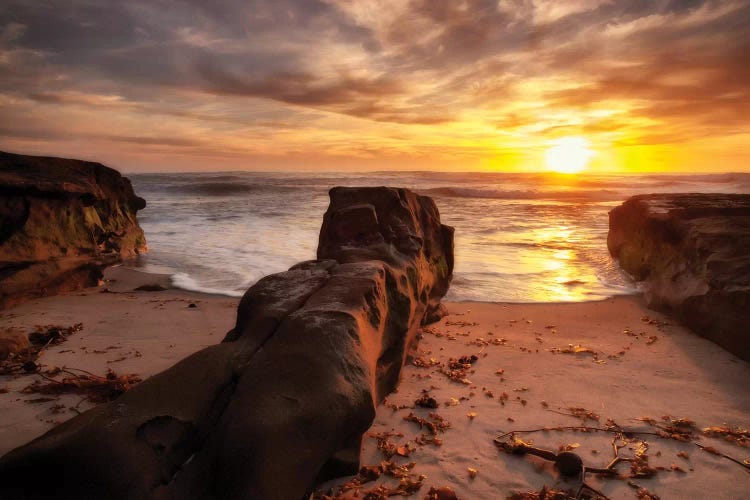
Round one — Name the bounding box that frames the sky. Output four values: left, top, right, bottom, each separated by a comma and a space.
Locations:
0, 0, 748, 173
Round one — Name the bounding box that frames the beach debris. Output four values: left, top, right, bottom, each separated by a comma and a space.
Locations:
404, 412, 451, 435
456, 355, 478, 365
385, 400, 412, 411
369, 431, 404, 459
28, 323, 83, 346
545, 406, 600, 423
507, 486, 582, 500
311, 460, 426, 499
496, 410, 750, 500
636, 415, 696, 441
0, 323, 83, 376
559, 443, 580, 452
498, 391, 509, 405
413, 356, 440, 368
467, 336, 507, 347
467, 412, 477, 420
106, 349, 143, 364
627, 481, 661, 500
415, 393, 439, 409
396, 443, 416, 457
445, 320, 478, 328
425, 485, 459, 500
701, 425, 748, 446
24, 397, 57, 404
548, 344, 601, 361
640, 315, 669, 330
22, 367, 142, 403
567, 407, 600, 422
494, 436, 590, 478
694, 443, 750, 470
467, 467, 477, 479
438, 354, 479, 385
133, 284, 168, 292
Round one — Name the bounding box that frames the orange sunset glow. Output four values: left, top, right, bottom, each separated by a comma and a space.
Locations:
1, 3, 750, 499
0, 1, 748, 173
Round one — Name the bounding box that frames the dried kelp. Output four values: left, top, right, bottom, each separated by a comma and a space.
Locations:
0, 323, 83, 376
22, 368, 141, 403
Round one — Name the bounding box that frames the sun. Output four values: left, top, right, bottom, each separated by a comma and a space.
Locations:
545, 137, 593, 174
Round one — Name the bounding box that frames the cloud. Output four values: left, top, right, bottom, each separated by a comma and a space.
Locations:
0, 0, 748, 170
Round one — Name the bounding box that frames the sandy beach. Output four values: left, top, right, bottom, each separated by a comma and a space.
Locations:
1, 268, 748, 499
0, 266, 239, 456
318, 299, 750, 499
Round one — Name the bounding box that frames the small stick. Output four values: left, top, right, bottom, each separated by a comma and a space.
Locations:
694, 443, 750, 471
61, 367, 104, 379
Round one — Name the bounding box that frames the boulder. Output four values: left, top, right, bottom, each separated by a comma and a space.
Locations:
608, 193, 750, 360
0, 151, 147, 308
0, 186, 454, 499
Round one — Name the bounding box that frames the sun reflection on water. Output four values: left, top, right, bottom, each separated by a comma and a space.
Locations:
451, 211, 618, 303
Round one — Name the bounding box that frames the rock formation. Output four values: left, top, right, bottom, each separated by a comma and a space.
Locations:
608, 193, 750, 360
0, 151, 147, 309
0, 186, 454, 499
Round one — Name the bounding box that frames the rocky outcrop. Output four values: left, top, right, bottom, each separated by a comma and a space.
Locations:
0, 151, 146, 308
608, 193, 750, 360
0, 187, 454, 499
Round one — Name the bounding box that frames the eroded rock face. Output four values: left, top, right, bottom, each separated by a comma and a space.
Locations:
0, 151, 147, 308
608, 193, 750, 360
0, 187, 453, 499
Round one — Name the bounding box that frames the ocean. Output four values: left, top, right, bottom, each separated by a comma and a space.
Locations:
127, 171, 750, 303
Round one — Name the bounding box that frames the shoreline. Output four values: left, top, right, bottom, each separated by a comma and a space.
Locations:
1, 268, 748, 498
124, 261, 641, 305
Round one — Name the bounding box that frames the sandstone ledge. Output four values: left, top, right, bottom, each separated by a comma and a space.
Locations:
0, 151, 147, 309
608, 193, 750, 360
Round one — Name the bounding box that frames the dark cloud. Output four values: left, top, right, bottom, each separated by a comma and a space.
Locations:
193, 61, 402, 105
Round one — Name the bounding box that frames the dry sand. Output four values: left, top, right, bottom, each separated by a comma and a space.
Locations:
320, 299, 750, 499
0, 266, 239, 456
1, 268, 748, 499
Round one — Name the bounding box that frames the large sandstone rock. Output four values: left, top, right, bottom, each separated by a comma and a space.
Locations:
608, 193, 750, 360
0, 187, 454, 499
0, 151, 147, 308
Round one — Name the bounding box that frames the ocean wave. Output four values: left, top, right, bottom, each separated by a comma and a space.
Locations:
165, 182, 299, 196
170, 272, 245, 297
420, 187, 619, 201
